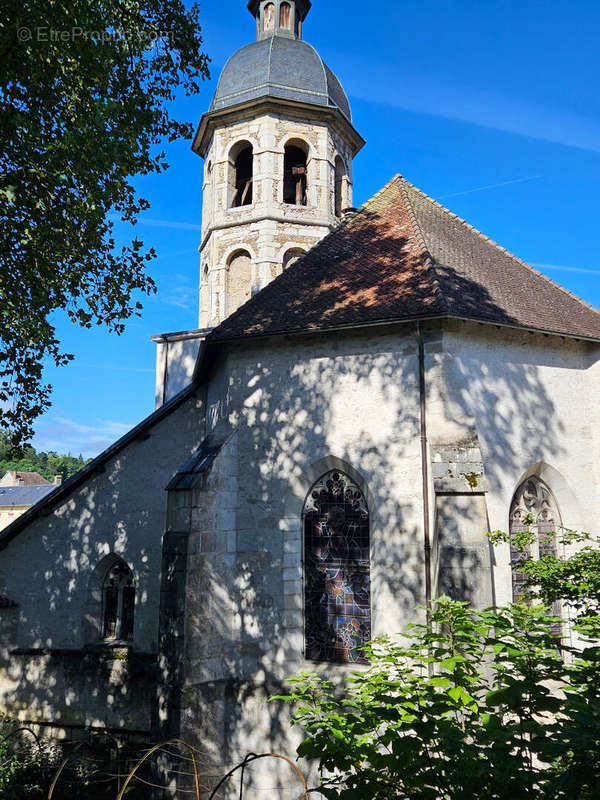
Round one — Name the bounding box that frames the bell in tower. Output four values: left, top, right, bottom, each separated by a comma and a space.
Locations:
193, 0, 365, 328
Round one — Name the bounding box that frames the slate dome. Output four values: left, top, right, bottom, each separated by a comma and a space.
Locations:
210, 36, 352, 121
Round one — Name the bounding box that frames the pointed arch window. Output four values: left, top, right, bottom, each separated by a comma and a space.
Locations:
102, 559, 135, 641
303, 470, 371, 664
510, 476, 562, 631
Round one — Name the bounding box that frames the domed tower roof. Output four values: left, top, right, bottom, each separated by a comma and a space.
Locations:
193, 0, 364, 159
210, 0, 352, 121
211, 36, 352, 121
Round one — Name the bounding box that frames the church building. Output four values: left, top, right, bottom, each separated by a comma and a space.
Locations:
0, 1, 599, 795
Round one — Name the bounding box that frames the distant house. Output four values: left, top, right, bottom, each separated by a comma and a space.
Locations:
0, 473, 61, 531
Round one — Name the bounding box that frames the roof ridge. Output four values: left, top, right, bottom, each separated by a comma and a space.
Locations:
399, 175, 600, 322
360, 174, 403, 211
207, 182, 406, 342
399, 181, 448, 314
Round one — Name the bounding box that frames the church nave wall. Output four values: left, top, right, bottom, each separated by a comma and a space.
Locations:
0, 392, 205, 739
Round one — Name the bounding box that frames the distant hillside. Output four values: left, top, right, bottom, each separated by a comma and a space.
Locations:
0, 437, 89, 483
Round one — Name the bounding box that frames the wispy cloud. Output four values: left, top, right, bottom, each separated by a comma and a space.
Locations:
437, 176, 542, 200
33, 417, 136, 459
159, 284, 197, 310
531, 263, 600, 275
351, 69, 600, 153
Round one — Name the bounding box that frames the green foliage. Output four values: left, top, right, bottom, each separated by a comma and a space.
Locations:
0, 434, 89, 481
0, 717, 57, 798
489, 526, 600, 632
277, 531, 600, 799
0, 0, 210, 446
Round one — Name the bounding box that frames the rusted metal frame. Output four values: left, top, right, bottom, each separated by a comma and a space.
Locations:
207, 752, 309, 800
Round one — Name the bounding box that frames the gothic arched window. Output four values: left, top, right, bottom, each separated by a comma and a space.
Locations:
280, 2, 292, 29
102, 559, 135, 641
264, 3, 275, 31
229, 141, 253, 208
303, 470, 371, 664
284, 141, 308, 206
510, 477, 562, 629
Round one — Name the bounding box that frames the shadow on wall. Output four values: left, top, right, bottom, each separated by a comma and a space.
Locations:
181, 209, 566, 795
0, 208, 568, 795
0, 398, 204, 741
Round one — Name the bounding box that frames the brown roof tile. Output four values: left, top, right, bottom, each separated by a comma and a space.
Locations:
209, 175, 600, 343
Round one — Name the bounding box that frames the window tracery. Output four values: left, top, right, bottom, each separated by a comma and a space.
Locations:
510, 476, 562, 630
102, 559, 135, 641
303, 470, 371, 664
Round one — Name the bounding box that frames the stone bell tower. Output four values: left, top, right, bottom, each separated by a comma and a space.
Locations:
192, 0, 365, 328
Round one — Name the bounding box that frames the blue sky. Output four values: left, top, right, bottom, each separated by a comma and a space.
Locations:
33, 0, 600, 458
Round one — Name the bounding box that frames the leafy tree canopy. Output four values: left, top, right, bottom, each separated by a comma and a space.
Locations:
0, 0, 210, 447
0, 434, 88, 481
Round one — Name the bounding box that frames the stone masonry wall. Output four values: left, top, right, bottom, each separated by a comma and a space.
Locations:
179, 320, 598, 796
0, 393, 205, 738
199, 111, 354, 328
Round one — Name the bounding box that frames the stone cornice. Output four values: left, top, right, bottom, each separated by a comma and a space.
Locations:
192, 96, 365, 159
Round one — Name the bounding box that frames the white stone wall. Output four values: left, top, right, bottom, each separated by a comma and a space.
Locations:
438, 322, 600, 607
0, 393, 204, 734
154, 333, 205, 408
199, 111, 355, 328
182, 326, 430, 791
179, 321, 599, 795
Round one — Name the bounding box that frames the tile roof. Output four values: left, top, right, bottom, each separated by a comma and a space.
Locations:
1, 471, 50, 486
0, 485, 56, 507
208, 175, 600, 344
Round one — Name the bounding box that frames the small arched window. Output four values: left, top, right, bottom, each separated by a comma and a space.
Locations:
264, 3, 275, 31
510, 476, 562, 630
227, 250, 253, 315
229, 141, 253, 208
284, 141, 308, 206
280, 2, 292, 29
283, 248, 306, 270
334, 156, 347, 217
102, 559, 135, 641
303, 470, 371, 664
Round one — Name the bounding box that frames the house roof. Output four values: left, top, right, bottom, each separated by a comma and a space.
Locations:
0, 485, 55, 508
208, 175, 600, 344
1, 471, 50, 486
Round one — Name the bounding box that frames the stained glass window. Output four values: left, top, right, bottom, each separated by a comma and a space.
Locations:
304, 471, 371, 664
510, 477, 562, 633
102, 560, 135, 642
